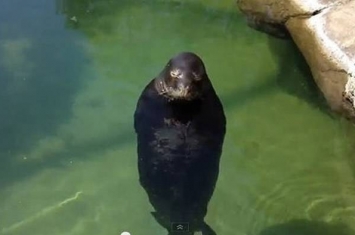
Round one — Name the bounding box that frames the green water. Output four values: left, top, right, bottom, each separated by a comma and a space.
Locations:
0, 0, 355, 235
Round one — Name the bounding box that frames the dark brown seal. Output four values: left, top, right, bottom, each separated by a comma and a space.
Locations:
134, 52, 226, 235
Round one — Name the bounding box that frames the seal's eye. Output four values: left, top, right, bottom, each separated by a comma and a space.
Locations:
170, 69, 181, 78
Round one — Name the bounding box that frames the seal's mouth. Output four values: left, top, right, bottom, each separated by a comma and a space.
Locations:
157, 80, 197, 101
166, 84, 190, 99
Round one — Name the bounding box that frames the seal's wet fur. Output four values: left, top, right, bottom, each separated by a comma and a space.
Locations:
134, 52, 226, 235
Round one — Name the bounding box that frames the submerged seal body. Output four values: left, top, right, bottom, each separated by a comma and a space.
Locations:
134, 52, 226, 235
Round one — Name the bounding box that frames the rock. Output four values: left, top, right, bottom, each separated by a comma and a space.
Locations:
286, 1, 355, 120
237, 0, 351, 24
244, 15, 291, 39
237, 0, 355, 121
237, 0, 332, 38
237, 0, 291, 38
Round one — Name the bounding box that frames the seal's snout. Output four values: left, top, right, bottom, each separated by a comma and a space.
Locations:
169, 81, 191, 100
176, 71, 193, 89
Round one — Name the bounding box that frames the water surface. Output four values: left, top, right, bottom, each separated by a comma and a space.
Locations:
0, 0, 355, 235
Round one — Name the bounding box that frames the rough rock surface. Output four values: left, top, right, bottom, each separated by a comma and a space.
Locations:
237, 0, 351, 24
237, 0, 355, 121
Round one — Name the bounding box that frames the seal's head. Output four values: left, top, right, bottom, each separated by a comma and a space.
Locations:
155, 52, 209, 101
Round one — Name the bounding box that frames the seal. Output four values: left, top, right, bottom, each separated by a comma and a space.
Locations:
134, 52, 226, 235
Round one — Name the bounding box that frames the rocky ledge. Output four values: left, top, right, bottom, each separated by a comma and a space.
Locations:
237, 0, 355, 122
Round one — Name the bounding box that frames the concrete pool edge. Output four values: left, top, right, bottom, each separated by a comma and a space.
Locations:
236, 0, 355, 122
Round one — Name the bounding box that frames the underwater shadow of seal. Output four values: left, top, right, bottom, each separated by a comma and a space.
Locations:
134, 52, 226, 235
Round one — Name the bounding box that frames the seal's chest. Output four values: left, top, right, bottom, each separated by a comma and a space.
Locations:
150, 118, 202, 159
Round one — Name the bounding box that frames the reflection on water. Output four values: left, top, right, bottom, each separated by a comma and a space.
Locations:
134, 52, 226, 234
0, 0, 355, 235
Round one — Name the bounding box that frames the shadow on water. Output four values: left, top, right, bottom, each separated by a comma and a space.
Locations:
218, 36, 322, 111
221, 78, 276, 110
0, 128, 136, 188
204, 32, 335, 117
0, 1, 88, 186
259, 219, 354, 235
267, 36, 334, 118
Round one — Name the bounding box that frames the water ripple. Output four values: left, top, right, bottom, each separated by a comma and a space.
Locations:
244, 176, 355, 234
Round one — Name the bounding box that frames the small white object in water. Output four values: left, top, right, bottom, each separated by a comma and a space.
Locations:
121, 232, 131, 235
70, 16, 77, 22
